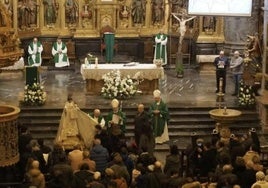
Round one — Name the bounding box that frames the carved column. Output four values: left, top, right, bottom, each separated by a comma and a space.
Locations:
145, 0, 152, 26
13, 0, 17, 32
224, 0, 261, 53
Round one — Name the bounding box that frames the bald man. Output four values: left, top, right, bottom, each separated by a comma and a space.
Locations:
91, 109, 105, 128
214, 50, 229, 93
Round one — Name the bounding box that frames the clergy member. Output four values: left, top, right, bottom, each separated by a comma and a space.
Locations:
52, 37, 70, 67
28, 37, 43, 66
154, 29, 168, 66
106, 98, 126, 152
149, 89, 170, 144
91, 108, 106, 128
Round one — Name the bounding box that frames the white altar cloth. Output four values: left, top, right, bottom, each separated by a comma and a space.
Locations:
80, 63, 164, 81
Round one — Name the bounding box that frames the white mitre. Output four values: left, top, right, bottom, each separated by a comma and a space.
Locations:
153, 89, 161, 98
111, 98, 119, 108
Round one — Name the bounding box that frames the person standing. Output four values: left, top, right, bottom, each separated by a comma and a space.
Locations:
52, 37, 69, 67
106, 99, 126, 152
230, 51, 243, 96
28, 37, 43, 66
91, 109, 106, 128
149, 90, 170, 144
214, 50, 229, 93
154, 30, 168, 66
134, 104, 154, 154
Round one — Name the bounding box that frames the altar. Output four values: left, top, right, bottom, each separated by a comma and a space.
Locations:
80, 63, 164, 95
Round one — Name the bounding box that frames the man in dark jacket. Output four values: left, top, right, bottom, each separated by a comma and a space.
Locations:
90, 138, 109, 173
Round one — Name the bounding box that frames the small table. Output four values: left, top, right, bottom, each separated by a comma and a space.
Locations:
80, 63, 164, 95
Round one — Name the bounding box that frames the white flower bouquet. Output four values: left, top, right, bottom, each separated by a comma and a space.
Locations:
22, 82, 46, 106
101, 70, 139, 99
238, 80, 255, 107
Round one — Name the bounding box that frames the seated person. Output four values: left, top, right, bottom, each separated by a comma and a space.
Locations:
28, 37, 43, 66
52, 37, 69, 67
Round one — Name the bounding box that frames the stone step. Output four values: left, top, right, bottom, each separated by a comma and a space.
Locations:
19, 106, 261, 151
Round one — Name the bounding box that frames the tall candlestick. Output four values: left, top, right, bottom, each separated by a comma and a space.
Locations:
95, 57, 98, 68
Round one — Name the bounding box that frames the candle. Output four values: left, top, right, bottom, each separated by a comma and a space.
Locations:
85, 57, 88, 66
95, 57, 98, 68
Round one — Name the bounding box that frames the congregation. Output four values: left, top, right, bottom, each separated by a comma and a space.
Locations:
15, 114, 268, 188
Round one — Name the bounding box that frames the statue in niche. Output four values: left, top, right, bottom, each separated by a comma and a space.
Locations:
152, 0, 164, 24
81, 4, 92, 19
18, 0, 38, 29
0, 12, 6, 26
247, 33, 262, 63
65, 0, 78, 25
203, 16, 216, 33
132, 0, 145, 24
2, 0, 12, 16
43, 0, 58, 26
120, 5, 129, 19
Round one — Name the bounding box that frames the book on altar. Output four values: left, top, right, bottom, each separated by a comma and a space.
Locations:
112, 114, 120, 125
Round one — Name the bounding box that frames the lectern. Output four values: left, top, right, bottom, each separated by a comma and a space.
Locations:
104, 32, 115, 63
25, 66, 39, 85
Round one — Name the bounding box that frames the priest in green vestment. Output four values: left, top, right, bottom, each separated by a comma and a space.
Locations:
104, 32, 115, 63
154, 30, 168, 66
149, 89, 170, 144
52, 37, 70, 67
28, 37, 43, 66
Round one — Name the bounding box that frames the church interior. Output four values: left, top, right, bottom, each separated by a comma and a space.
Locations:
1, 0, 268, 187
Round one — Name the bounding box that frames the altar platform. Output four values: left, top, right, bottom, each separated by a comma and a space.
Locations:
0, 63, 239, 108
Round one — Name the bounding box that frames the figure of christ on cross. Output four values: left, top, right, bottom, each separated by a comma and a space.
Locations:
171, 13, 196, 53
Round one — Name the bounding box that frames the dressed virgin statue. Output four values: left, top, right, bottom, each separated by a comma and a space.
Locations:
55, 95, 98, 149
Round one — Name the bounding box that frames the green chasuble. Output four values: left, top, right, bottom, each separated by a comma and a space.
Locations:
28, 41, 42, 66
104, 33, 115, 63
154, 33, 168, 65
52, 42, 68, 63
149, 100, 169, 136
106, 110, 126, 135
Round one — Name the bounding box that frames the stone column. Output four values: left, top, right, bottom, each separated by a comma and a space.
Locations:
224, 0, 261, 53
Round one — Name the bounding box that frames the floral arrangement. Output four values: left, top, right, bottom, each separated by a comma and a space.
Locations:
22, 82, 46, 106
101, 70, 140, 99
238, 80, 255, 107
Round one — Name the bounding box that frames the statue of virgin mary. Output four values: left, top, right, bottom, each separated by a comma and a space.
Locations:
55, 94, 98, 149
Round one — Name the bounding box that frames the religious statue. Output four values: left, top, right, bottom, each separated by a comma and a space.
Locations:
171, 13, 196, 45
120, 5, 129, 19
247, 33, 262, 63
154, 29, 168, 66
171, 13, 196, 52
55, 94, 98, 149
3, 0, 12, 16
18, 0, 38, 29
132, 0, 145, 24
203, 16, 216, 33
43, 0, 58, 26
152, 0, 164, 24
65, 0, 78, 25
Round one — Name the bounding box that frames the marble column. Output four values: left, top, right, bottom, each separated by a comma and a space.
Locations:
224, 0, 261, 53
